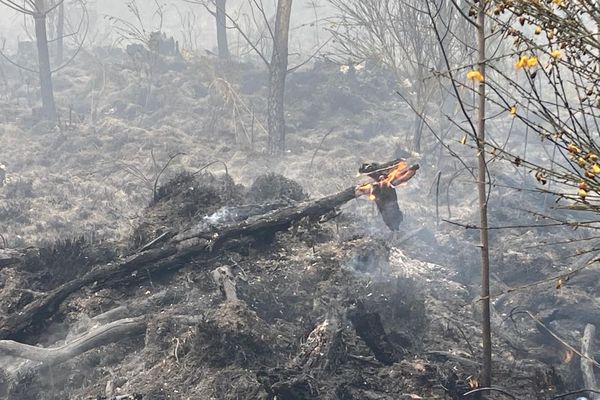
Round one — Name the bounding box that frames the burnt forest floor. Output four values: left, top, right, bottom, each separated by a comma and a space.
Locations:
0, 48, 599, 399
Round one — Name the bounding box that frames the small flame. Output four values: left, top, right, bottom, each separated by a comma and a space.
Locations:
356, 160, 418, 201
563, 349, 574, 364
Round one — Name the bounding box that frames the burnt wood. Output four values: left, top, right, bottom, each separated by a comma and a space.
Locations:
0, 186, 357, 341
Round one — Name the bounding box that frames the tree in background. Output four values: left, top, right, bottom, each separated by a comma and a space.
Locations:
186, 0, 230, 59
56, 0, 64, 64
205, 0, 298, 154
328, 0, 473, 153
0, 0, 62, 120
215, 0, 229, 59
267, 0, 292, 154
47, 0, 65, 64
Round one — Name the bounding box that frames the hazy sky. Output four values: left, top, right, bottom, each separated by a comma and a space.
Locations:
0, 0, 332, 55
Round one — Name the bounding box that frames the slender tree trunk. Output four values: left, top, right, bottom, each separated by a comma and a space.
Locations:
267, 0, 293, 154
476, 0, 492, 388
215, 0, 229, 60
56, 1, 64, 65
34, 2, 57, 121
412, 111, 423, 153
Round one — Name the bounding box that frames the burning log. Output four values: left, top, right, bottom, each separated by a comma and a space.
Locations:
0, 160, 418, 341
356, 159, 419, 231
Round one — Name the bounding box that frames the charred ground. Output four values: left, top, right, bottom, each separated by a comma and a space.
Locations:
0, 46, 597, 399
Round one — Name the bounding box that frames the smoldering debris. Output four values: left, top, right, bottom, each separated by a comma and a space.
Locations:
0, 170, 570, 400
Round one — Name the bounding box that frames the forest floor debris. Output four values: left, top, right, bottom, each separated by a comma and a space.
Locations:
0, 49, 597, 399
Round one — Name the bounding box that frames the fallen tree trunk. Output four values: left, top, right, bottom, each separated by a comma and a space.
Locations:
0, 317, 145, 366
91, 290, 175, 325
0, 187, 357, 341
0, 246, 180, 341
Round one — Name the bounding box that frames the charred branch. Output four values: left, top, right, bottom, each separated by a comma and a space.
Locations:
348, 305, 400, 365
0, 317, 145, 366
0, 186, 358, 341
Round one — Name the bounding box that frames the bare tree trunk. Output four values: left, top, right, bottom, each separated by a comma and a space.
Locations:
56, 1, 64, 65
476, 1, 492, 388
412, 100, 424, 153
581, 324, 599, 400
267, 0, 293, 155
215, 0, 229, 59
34, 1, 57, 120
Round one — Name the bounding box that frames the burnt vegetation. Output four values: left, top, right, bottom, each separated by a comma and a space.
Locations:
1, 0, 600, 399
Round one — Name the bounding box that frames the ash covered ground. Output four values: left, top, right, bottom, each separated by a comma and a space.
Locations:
0, 43, 598, 400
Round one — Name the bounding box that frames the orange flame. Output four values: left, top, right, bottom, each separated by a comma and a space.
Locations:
356, 160, 418, 200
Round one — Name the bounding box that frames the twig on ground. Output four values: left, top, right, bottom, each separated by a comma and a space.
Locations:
510, 308, 600, 369
551, 389, 600, 399
463, 387, 516, 399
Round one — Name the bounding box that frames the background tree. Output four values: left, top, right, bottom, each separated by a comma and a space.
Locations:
215, 0, 229, 59
328, 0, 472, 153
203, 0, 300, 154
186, 0, 230, 59
0, 0, 63, 120
56, 0, 64, 64
267, 0, 292, 154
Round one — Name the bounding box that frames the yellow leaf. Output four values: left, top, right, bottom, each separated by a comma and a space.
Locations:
515, 56, 529, 69
509, 105, 517, 115
527, 56, 538, 68
578, 188, 588, 198
466, 70, 484, 81
550, 49, 561, 59
535, 25, 542, 35
459, 134, 468, 145
516, 55, 539, 69
592, 163, 600, 174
